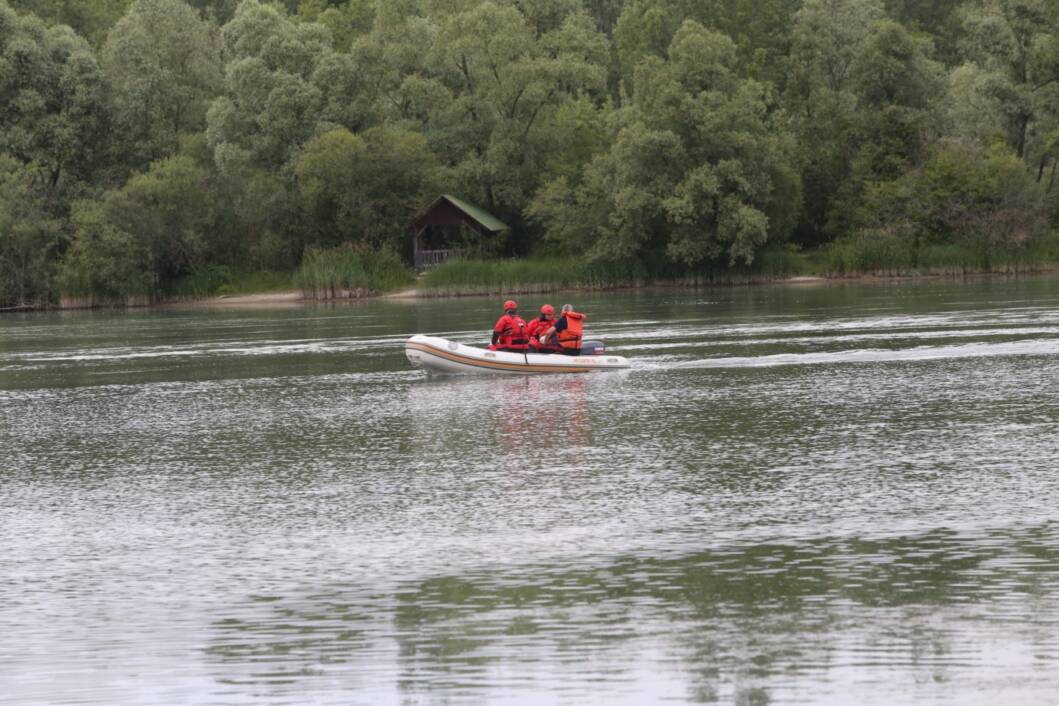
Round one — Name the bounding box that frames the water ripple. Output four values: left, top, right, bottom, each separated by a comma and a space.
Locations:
3, 279, 1059, 705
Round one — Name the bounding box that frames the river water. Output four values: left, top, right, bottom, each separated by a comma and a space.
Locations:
2, 278, 1059, 705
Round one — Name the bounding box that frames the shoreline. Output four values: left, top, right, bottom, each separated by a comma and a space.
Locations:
184, 266, 1059, 308
10, 266, 1059, 312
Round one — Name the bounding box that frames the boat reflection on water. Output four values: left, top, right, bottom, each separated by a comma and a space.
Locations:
496, 375, 592, 447
405, 372, 623, 458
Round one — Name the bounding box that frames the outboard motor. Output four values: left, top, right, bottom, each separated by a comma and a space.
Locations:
580, 340, 607, 355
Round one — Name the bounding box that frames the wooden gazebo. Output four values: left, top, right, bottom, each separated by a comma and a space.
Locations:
410, 195, 509, 268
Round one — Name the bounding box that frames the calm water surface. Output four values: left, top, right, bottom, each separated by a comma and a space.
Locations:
2, 279, 1059, 705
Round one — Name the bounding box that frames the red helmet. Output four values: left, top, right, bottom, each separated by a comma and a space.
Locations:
540, 304, 554, 315
503, 299, 517, 311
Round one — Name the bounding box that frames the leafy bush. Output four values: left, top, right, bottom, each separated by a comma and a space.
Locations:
58, 201, 155, 304
173, 264, 232, 298
751, 246, 818, 278
165, 267, 295, 298
0, 157, 64, 308
836, 140, 1052, 275
216, 271, 293, 295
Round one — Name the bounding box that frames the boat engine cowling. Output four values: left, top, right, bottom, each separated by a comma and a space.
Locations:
580, 340, 606, 355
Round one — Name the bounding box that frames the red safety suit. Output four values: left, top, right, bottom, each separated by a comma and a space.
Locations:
526, 316, 560, 353
491, 313, 528, 351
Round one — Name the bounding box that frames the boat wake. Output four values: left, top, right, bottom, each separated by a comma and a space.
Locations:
671, 338, 1059, 369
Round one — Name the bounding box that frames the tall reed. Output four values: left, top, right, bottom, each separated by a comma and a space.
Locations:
295, 245, 414, 299
824, 231, 1059, 277
418, 235, 1059, 295
419, 258, 648, 295
419, 252, 820, 293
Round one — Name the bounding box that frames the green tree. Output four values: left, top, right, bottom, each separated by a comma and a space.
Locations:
613, 0, 799, 86
785, 0, 885, 243
72, 154, 224, 289
0, 3, 111, 194
537, 96, 612, 184
187, 0, 240, 23
58, 199, 153, 302
435, 1, 609, 227
0, 155, 63, 307
531, 21, 801, 266
884, 0, 963, 63
301, 0, 614, 248
786, 3, 942, 242
945, 62, 1010, 145
956, 0, 1059, 183
297, 0, 374, 50
583, 0, 626, 36
206, 0, 333, 173
121, 155, 218, 277
7, 0, 129, 46
295, 126, 441, 250
103, 0, 223, 171
851, 139, 1048, 258
849, 19, 944, 181
530, 122, 685, 260
825, 19, 943, 238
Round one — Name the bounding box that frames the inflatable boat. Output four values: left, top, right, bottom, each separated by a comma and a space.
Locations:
405, 335, 630, 375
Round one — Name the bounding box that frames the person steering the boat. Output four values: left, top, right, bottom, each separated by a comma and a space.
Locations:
490, 299, 529, 352
526, 304, 560, 354
537, 304, 585, 355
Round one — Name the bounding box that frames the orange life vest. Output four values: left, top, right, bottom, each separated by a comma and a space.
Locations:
493, 313, 528, 351
558, 311, 585, 350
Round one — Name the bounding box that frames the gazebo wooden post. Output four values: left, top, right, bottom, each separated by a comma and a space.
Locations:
413, 225, 429, 269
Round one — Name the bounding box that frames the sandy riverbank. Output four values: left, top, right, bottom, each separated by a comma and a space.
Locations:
178, 291, 308, 307
186, 287, 429, 307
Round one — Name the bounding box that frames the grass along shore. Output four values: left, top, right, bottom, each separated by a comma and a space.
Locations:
43, 233, 1059, 310
415, 234, 1059, 296
294, 246, 414, 300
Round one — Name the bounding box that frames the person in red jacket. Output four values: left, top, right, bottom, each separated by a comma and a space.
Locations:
526, 304, 560, 353
490, 300, 529, 352
537, 304, 585, 355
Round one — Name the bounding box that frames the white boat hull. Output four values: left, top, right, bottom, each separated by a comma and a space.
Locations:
405, 335, 630, 375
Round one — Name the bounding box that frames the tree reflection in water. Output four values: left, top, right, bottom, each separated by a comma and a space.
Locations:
203, 524, 1059, 703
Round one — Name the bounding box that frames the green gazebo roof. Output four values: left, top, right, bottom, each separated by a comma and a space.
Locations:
412, 194, 509, 233
440, 194, 508, 232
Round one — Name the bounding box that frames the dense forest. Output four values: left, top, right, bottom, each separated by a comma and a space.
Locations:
1, 0, 1058, 306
